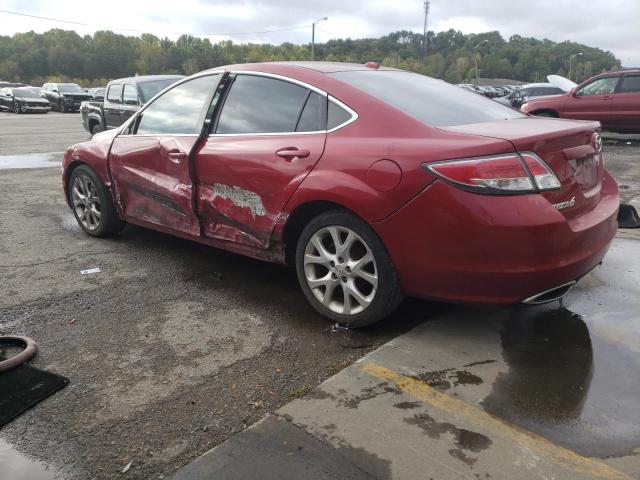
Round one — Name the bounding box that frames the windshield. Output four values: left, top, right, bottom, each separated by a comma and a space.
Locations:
58, 83, 86, 93
328, 70, 524, 127
12, 88, 41, 98
138, 78, 183, 103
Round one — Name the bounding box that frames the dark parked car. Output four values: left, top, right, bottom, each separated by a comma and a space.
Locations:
80, 75, 183, 134
41, 83, 92, 112
521, 69, 640, 133
88, 87, 106, 101
0, 87, 50, 113
62, 62, 618, 327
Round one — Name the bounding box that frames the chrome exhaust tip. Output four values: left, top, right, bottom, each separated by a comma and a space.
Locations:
522, 280, 577, 305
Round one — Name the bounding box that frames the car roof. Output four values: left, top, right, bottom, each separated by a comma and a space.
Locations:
205, 61, 400, 75
109, 75, 185, 84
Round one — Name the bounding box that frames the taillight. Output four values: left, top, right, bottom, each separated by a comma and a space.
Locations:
423, 152, 560, 195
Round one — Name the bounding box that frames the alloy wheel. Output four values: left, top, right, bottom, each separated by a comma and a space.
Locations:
71, 174, 101, 231
303, 225, 378, 315
13, 103, 20, 113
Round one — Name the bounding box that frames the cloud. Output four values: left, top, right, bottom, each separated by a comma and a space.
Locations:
1, 0, 638, 65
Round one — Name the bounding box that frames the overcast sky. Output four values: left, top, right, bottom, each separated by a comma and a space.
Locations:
2, 0, 639, 66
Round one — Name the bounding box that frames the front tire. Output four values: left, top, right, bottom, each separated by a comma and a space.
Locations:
295, 210, 402, 327
13, 102, 21, 114
69, 165, 125, 237
60, 102, 66, 113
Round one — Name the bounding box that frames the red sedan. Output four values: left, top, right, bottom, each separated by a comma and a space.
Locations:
62, 62, 619, 327
521, 69, 640, 133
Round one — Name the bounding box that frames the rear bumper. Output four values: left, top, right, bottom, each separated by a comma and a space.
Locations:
373, 170, 619, 304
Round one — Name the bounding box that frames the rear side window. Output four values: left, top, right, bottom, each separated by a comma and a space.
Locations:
107, 84, 122, 103
123, 84, 138, 106
619, 75, 640, 93
216, 75, 309, 134
328, 70, 523, 127
296, 92, 327, 132
327, 101, 352, 130
136, 75, 219, 135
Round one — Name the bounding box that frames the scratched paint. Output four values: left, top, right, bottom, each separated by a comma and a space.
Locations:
212, 183, 266, 218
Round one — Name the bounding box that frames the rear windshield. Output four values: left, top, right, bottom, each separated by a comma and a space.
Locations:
138, 79, 182, 103
328, 70, 524, 127
58, 84, 85, 93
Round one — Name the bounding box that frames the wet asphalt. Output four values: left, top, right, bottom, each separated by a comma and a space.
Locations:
0, 111, 639, 479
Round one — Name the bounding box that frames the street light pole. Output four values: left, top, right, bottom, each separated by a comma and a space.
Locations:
311, 17, 328, 61
473, 39, 488, 86
568, 52, 583, 81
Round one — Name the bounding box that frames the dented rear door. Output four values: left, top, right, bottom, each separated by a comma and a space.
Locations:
195, 73, 327, 248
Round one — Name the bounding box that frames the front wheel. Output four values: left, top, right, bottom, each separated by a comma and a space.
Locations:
69, 165, 125, 237
13, 102, 21, 114
295, 210, 402, 327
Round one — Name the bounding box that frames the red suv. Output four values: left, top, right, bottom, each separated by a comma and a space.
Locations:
521, 70, 640, 133
62, 62, 619, 327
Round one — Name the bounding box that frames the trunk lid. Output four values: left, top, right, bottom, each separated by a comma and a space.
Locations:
441, 117, 604, 219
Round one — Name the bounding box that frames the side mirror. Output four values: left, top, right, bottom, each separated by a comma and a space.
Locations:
52, 89, 59, 94
570, 87, 579, 97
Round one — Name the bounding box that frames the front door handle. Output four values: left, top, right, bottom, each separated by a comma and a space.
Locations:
167, 150, 187, 163
275, 147, 310, 160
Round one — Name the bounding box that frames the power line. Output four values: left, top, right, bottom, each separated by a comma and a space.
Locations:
0, 9, 312, 37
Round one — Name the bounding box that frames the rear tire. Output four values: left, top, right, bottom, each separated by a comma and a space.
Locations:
295, 210, 402, 327
69, 165, 125, 237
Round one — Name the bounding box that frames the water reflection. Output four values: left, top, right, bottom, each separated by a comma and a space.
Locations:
483, 303, 640, 458
0, 439, 55, 480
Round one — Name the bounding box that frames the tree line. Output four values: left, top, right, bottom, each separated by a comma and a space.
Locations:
0, 28, 620, 87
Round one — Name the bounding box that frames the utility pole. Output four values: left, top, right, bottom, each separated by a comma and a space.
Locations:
311, 17, 328, 61
423, 0, 430, 58
473, 39, 488, 86
568, 52, 583, 81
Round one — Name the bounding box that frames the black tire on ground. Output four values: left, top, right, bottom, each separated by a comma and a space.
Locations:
60, 102, 66, 113
532, 111, 558, 118
68, 165, 125, 237
295, 209, 403, 328
13, 102, 21, 114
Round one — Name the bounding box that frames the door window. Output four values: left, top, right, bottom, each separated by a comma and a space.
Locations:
577, 77, 619, 96
216, 75, 309, 134
136, 75, 219, 135
618, 75, 640, 93
107, 84, 122, 104
123, 84, 139, 106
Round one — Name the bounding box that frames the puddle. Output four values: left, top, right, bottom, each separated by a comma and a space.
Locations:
0, 153, 62, 170
483, 238, 640, 458
0, 439, 56, 480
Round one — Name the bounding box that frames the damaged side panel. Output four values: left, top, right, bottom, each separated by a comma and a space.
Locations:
110, 135, 201, 236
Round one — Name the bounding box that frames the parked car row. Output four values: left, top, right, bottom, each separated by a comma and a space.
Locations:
457, 83, 520, 98
0, 81, 109, 114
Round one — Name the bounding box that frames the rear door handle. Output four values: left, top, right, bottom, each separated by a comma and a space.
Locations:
275, 147, 310, 160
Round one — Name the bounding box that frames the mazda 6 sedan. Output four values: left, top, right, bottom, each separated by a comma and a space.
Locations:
62, 62, 619, 327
